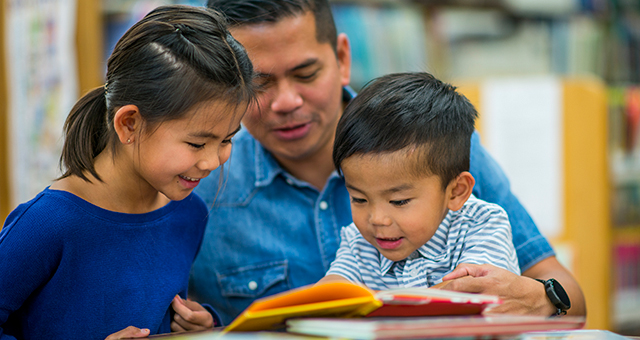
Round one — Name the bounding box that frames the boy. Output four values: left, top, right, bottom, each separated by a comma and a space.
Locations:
320, 72, 520, 289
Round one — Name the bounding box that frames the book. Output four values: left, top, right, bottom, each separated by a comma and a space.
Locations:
223, 281, 501, 332
286, 315, 586, 339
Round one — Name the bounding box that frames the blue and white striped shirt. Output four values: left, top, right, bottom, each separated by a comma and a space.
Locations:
325, 195, 520, 290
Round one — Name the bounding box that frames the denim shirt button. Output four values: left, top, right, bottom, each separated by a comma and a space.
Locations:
319, 201, 328, 210
248, 281, 258, 290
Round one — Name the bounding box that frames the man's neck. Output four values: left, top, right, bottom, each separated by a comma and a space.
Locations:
275, 143, 336, 191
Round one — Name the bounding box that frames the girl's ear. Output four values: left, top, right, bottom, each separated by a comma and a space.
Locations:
446, 172, 475, 211
113, 105, 142, 145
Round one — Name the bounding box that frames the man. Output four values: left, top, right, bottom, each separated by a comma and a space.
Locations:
190, 0, 585, 325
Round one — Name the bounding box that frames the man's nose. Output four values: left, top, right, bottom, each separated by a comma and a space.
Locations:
270, 80, 303, 114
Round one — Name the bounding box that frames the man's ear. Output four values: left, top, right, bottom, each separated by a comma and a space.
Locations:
336, 33, 351, 87
446, 172, 475, 211
113, 104, 142, 145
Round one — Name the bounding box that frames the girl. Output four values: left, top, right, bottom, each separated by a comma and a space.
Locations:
0, 5, 254, 340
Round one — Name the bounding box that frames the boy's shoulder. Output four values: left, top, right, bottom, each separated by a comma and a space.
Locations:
453, 194, 510, 226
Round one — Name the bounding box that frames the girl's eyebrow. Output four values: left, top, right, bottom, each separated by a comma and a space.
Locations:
188, 125, 242, 139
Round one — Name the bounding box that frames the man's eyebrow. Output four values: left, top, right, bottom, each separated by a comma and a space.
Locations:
255, 58, 319, 79
291, 58, 319, 72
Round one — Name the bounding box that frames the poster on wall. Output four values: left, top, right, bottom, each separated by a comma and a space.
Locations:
5, 0, 78, 208
480, 76, 564, 240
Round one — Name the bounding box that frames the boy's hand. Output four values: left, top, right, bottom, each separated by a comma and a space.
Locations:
105, 326, 150, 339
171, 295, 214, 332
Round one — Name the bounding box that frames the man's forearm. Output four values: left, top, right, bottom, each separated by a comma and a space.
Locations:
522, 256, 586, 317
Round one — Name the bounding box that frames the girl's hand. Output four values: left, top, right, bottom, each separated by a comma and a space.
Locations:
105, 326, 150, 339
171, 295, 214, 332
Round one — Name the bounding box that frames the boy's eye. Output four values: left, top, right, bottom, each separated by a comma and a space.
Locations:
390, 199, 410, 206
351, 197, 367, 204
188, 142, 205, 149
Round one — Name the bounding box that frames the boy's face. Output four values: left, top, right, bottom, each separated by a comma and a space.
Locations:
341, 151, 456, 262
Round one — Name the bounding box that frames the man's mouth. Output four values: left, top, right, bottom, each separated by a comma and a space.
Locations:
273, 122, 311, 140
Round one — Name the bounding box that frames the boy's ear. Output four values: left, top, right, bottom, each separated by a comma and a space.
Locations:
113, 105, 141, 145
446, 172, 475, 211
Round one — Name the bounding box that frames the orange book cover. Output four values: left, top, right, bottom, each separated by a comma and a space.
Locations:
223, 282, 501, 332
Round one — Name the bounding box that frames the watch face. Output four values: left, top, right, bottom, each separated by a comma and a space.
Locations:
549, 279, 571, 310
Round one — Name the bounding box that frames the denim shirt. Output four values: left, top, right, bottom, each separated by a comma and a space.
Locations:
189, 88, 555, 325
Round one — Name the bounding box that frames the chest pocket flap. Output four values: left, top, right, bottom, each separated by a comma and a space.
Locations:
216, 260, 288, 298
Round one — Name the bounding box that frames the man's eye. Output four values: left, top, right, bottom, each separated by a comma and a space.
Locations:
390, 199, 410, 206
188, 142, 205, 149
297, 70, 318, 81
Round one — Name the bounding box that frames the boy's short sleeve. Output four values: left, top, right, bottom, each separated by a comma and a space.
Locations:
456, 200, 521, 275
325, 224, 365, 284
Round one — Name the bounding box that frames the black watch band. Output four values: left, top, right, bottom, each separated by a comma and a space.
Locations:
535, 278, 571, 316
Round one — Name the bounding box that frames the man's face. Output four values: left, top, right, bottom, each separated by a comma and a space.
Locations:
231, 11, 351, 164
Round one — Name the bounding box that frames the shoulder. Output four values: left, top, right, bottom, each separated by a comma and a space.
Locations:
452, 195, 510, 230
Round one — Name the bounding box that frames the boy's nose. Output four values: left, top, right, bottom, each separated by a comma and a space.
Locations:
369, 209, 392, 226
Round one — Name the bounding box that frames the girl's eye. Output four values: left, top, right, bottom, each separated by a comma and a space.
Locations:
188, 142, 205, 149
390, 199, 410, 206
222, 138, 233, 145
351, 197, 367, 204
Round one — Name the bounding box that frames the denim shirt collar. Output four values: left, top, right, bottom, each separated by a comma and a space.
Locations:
253, 86, 356, 190
379, 209, 455, 276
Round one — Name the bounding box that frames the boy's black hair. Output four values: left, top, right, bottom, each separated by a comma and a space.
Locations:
333, 72, 478, 189
206, 0, 338, 52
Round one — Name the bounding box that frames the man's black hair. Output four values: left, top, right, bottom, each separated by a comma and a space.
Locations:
207, 0, 338, 51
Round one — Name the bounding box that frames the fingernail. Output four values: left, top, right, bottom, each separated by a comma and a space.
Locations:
141, 329, 150, 334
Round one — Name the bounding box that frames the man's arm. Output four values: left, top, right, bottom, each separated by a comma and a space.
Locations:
439, 257, 586, 316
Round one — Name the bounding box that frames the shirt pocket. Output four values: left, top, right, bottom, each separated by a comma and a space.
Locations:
216, 260, 290, 298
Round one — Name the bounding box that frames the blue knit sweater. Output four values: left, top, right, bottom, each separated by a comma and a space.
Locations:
0, 188, 209, 340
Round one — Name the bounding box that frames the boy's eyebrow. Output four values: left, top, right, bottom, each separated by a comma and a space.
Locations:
345, 183, 413, 195
188, 125, 242, 139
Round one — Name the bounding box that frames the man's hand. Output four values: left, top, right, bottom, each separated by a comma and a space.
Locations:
171, 295, 214, 332
438, 263, 557, 316
105, 326, 150, 339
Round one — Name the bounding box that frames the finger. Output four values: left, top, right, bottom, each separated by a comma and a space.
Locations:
105, 326, 150, 340
440, 275, 492, 294
171, 319, 187, 333
442, 263, 486, 281
172, 297, 212, 330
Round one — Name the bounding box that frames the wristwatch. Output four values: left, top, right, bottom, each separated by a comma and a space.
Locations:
535, 278, 571, 316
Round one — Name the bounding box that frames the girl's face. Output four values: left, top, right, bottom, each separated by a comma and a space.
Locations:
341, 151, 456, 262
134, 100, 244, 201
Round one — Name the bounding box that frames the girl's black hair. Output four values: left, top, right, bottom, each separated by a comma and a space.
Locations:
59, 5, 255, 182
333, 72, 478, 189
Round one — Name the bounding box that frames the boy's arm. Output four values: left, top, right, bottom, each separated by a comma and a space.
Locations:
316, 275, 351, 285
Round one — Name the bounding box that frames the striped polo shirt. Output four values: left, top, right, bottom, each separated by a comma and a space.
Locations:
325, 195, 520, 290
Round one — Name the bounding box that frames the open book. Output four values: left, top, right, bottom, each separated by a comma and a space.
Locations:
286, 315, 586, 339
224, 281, 501, 332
